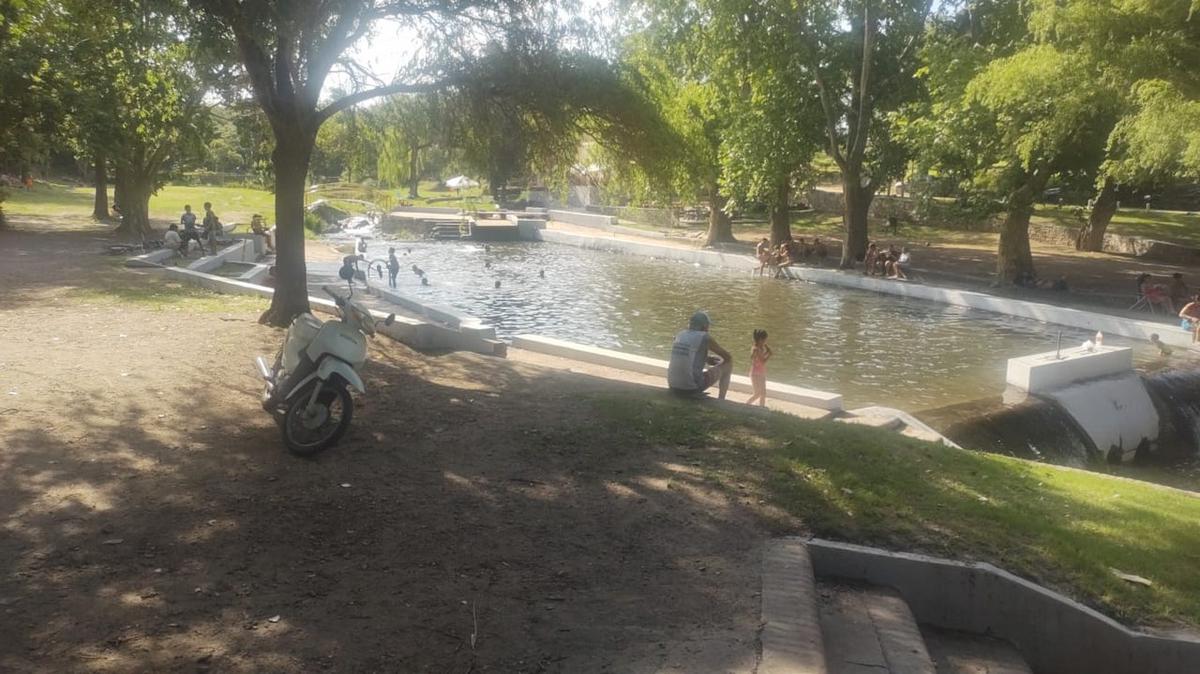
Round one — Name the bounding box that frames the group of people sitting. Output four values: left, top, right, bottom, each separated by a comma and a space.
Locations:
862, 242, 910, 279
1136, 272, 1190, 313
162, 203, 275, 259
755, 236, 829, 277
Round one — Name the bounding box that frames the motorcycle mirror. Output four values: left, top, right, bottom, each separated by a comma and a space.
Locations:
384, 313, 396, 326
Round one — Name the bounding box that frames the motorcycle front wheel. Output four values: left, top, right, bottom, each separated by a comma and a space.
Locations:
281, 381, 354, 457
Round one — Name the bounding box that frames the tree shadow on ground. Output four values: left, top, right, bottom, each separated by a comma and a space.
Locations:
1, 329, 797, 672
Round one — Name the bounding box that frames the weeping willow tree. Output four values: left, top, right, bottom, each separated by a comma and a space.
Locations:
442, 46, 681, 204
374, 94, 448, 198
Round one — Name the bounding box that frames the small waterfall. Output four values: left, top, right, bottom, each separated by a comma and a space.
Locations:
1143, 367, 1200, 457
930, 397, 1099, 467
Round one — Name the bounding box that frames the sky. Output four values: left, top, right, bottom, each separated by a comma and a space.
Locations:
330, 0, 623, 98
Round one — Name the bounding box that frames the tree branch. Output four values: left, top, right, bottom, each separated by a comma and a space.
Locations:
813, 67, 846, 169
316, 78, 450, 125
849, 4, 875, 163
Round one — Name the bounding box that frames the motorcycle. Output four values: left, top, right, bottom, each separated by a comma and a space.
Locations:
256, 284, 394, 456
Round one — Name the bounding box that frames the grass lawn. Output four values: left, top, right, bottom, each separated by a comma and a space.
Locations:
1034, 205, 1200, 247
595, 392, 1200, 629
5, 181, 276, 225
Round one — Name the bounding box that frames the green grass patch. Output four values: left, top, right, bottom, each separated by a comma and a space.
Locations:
1035, 205, 1200, 247
593, 392, 1200, 629
5, 181, 276, 225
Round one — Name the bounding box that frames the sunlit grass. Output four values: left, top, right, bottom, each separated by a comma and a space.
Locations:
1034, 204, 1200, 247
594, 392, 1200, 628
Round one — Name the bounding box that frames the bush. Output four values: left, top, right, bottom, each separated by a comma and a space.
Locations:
303, 210, 324, 234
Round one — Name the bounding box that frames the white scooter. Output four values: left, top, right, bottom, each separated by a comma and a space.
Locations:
256, 284, 394, 456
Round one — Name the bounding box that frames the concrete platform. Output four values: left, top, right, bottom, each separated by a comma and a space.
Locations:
506, 347, 835, 420
1006, 345, 1133, 393
511, 334, 844, 411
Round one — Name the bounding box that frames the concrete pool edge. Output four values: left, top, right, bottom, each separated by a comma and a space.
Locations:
535, 226, 1195, 348
161, 267, 506, 356
512, 333, 844, 410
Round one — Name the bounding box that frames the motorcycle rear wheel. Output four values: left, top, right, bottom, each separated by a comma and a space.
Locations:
281, 382, 354, 457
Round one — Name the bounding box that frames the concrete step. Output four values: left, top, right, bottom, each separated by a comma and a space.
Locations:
835, 413, 905, 431
899, 424, 946, 443
817, 580, 935, 674
761, 538, 828, 674
921, 626, 1032, 674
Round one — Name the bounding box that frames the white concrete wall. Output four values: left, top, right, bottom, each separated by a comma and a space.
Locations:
162, 267, 504, 356
536, 228, 759, 270
126, 248, 176, 268
537, 228, 1192, 348
187, 239, 257, 273
1043, 372, 1159, 462
1006, 346, 1134, 393
808, 539, 1200, 674
545, 210, 619, 230
512, 334, 843, 410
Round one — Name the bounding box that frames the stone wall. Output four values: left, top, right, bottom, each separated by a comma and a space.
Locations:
587, 205, 677, 227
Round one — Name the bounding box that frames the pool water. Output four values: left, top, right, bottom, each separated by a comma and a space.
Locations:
311, 240, 1144, 412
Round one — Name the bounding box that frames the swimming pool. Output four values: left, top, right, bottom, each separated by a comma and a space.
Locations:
311, 240, 1142, 412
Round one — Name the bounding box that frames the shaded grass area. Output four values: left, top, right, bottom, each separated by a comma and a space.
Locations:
67, 258, 268, 314
594, 392, 1200, 629
5, 182, 276, 224
1033, 205, 1200, 247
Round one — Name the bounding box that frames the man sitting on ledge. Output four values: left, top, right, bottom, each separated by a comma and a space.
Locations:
667, 311, 733, 400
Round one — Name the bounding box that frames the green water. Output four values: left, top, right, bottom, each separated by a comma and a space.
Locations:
316, 240, 1145, 412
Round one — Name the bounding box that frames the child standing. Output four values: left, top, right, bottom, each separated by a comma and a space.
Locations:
746, 329, 772, 406
386, 247, 400, 288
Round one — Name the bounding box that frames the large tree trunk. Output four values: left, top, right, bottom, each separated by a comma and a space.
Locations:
839, 168, 873, 268
997, 170, 1048, 284
113, 170, 155, 238
407, 144, 420, 199
261, 130, 317, 326
1075, 177, 1118, 252
113, 164, 126, 216
768, 177, 792, 245
92, 153, 109, 221
702, 184, 735, 247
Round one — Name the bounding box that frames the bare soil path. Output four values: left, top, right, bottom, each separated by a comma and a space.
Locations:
1, 217, 797, 673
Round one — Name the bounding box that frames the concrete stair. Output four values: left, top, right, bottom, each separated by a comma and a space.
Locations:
761, 539, 1032, 674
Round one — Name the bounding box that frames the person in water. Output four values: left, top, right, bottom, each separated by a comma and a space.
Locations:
755, 238, 772, 276
1149, 333, 1174, 357
667, 311, 733, 400
745, 329, 772, 407
386, 247, 400, 288
1178, 294, 1200, 342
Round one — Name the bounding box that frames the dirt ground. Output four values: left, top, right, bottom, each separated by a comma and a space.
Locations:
0, 218, 799, 672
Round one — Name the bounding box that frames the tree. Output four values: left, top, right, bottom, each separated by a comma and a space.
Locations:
59, 0, 212, 236
374, 94, 446, 198
1022, 0, 1200, 251
607, 27, 734, 246
189, 1, 570, 324
0, 0, 63, 177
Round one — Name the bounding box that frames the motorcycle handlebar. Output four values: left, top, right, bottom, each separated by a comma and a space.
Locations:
321, 285, 346, 306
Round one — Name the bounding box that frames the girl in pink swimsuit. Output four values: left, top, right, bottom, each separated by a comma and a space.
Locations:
745, 329, 772, 407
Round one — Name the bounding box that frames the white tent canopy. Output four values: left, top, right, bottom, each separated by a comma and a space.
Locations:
444, 175, 479, 189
